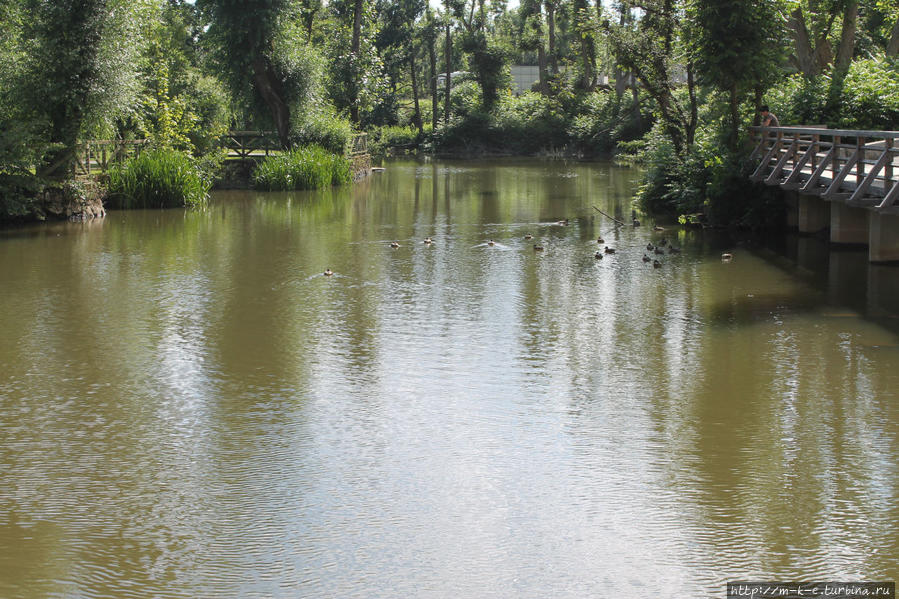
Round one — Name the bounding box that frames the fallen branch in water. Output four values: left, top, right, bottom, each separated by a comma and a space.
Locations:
592, 205, 626, 227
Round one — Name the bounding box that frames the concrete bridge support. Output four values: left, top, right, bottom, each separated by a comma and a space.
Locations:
869, 213, 899, 263
830, 203, 869, 244
798, 194, 829, 234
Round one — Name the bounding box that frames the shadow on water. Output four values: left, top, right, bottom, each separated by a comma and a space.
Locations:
706, 227, 899, 334
706, 291, 826, 326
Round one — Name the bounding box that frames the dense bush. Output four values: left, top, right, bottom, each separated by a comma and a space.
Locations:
632, 124, 784, 228
568, 90, 649, 155
765, 56, 899, 130
837, 57, 899, 130
368, 124, 432, 156
290, 107, 355, 155
107, 148, 210, 209
252, 145, 351, 191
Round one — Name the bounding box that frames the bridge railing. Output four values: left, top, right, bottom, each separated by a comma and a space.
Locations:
79, 131, 371, 173
749, 126, 899, 211
76, 139, 149, 175
221, 131, 369, 158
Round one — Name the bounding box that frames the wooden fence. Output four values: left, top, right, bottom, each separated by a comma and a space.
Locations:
77, 132, 370, 174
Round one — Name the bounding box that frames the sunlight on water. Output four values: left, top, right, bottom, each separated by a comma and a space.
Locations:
0, 158, 897, 598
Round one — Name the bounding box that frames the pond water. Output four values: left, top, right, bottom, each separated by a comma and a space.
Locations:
1, 158, 897, 598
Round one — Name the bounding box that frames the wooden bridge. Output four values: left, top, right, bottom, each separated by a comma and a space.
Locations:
750, 126, 899, 263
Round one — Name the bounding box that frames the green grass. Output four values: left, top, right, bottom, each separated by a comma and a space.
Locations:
252, 145, 351, 191
107, 148, 210, 209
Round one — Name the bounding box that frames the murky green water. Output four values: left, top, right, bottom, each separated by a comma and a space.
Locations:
1, 158, 897, 598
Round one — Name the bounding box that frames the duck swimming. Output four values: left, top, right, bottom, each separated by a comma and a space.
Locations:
533, 244, 544, 251
597, 237, 605, 244
324, 268, 333, 276
604, 246, 616, 254
721, 253, 733, 262
487, 240, 495, 246
524, 234, 533, 240
646, 243, 654, 251
642, 255, 651, 262
653, 259, 662, 268
423, 237, 433, 244
594, 251, 603, 259
390, 241, 400, 248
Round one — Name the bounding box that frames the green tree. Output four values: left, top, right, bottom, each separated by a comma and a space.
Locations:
325, 0, 387, 124
520, 0, 549, 93
198, 0, 295, 147
572, 0, 598, 90
451, 0, 510, 110
21, 0, 150, 180
686, 0, 786, 147
604, 0, 697, 155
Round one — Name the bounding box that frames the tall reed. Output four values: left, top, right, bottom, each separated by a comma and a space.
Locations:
253, 145, 351, 191
107, 148, 210, 209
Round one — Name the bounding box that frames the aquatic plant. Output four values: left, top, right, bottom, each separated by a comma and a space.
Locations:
107, 148, 210, 209
252, 145, 351, 191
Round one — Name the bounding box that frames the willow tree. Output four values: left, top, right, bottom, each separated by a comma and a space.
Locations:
198, 0, 295, 147
20, 0, 149, 180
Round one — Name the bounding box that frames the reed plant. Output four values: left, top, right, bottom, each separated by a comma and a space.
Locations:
253, 145, 351, 191
107, 148, 210, 209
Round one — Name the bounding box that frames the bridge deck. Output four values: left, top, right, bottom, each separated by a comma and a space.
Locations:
750, 126, 899, 213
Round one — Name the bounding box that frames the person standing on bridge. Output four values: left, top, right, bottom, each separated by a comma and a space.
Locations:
759, 105, 779, 128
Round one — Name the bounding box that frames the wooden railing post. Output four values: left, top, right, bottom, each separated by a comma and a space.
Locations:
832, 135, 841, 182
886, 138, 894, 196
811, 134, 819, 170
856, 136, 866, 186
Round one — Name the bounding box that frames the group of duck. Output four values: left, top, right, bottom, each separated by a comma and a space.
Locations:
323, 221, 689, 277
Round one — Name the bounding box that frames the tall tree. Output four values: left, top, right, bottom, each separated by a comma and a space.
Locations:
572, 0, 597, 90
450, 0, 509, 110
519, 0, 549, 93
604, 0, 697, 155
687, 0, 786, 147
423, 7, 440, 129
23, 0, 148, 179
198, 0, 294, 147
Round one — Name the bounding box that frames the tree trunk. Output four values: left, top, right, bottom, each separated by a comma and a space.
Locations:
834, 0, 857, 76
615, 66, 628, 98
728, 85, 739, 150
445, 21, 451, 126
631, 84, 641, 132
410, 50, 422, 133
429, 28, 438, 130
350, 0, 364, 123
752, 86, 763, 126
537, 44, 548, 94
788, 6, 819, 76
686, 62, 697, 147
252, 57, 291, 149
888, 16, 899, 57
547, 1, 558, 75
